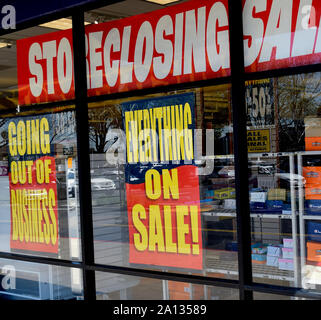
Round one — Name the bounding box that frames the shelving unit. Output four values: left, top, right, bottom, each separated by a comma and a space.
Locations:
200, 152, 300, 286
297, 151, 321, 289
205, 250, 294, 282
202, 209, 294, 220
200, 150, 321, 290
202, 209, 297, 282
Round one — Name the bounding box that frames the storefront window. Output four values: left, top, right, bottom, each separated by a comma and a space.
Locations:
4, 0, 321, 301
0, 24, 82, 300
247, 72, 321, 295
95, 271, 238, 300
0, 258, 82, 300
88, 83, 239, 283
0, 23, 75, 110
0, 107, 81, 263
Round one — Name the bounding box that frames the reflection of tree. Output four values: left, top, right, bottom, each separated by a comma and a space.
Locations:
277, 73, 321, 151
88, 105, 122, 153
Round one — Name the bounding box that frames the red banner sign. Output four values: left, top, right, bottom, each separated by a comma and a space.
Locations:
17, 0, 321, 106
243, 0, 321, 72
17, 29, 74, 105
17, 0, 230, 105
8, 115, 59, 254
122, 93, 203, 270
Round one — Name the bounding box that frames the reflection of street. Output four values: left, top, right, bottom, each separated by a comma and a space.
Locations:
66, 177, 81, 259
67, 204, 80, 239
67, 168, 116, 199
0, 176, 11, 252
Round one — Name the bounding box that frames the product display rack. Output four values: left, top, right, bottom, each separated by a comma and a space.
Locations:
200, 150, 321, 291
205, 252, 294, 282
200, 152, 300, 286
297, 151, 321, 289
202, 210, 297, 282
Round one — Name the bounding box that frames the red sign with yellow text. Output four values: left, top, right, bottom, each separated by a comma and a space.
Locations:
7, 116, 59, 254
122, 93, 203, 270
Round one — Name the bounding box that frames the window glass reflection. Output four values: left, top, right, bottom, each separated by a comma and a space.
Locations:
0, 258, 82, 300
247, 72, 321, 295
95, 272, 238, 300
0, 109, 81, 261
89, 85, 240, 282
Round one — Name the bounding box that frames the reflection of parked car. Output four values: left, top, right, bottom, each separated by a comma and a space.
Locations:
67, 169, 116, 198
91, 177, 116, 191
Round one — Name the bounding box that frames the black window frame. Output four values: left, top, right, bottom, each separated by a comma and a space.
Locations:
0, 0, 321, 300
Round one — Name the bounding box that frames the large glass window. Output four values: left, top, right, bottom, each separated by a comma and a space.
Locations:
247, 72, 321, 296
0, 108, 81, 261
4, 0, 321, 301
95, 272, 238, 300
0, 24, 82, 300
0, 23, 75, 110
88, 84, 239, 281
0, 258, 82, 300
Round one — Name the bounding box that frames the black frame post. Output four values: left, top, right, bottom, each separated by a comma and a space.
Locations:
72, 10, 96, 300
228, 0, 253, 300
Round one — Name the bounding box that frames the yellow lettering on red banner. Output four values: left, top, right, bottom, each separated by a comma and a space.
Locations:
10, 190, 18, 240
10, 188, 58, 246
42, 190, 51, 245
44, 159, 52, 183
124, 94, 201, 270
36, 159, 44, 184
8, 117, 58, 253
48, 188, 57, 245
149, 205, 165, 253
131, 203, 200, 255
162, 168, 179, 200
164, 205, 177, 253
145, 169, 161, 200
7, 119, 51, 157
132, 204, 148, 251
176, 205, 190, 254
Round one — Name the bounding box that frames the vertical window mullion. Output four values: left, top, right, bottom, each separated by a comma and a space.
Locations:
72, 10, 96, 300
228, 0, 253, 300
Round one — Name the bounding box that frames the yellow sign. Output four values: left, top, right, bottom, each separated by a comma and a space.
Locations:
247, 129, 270, 153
